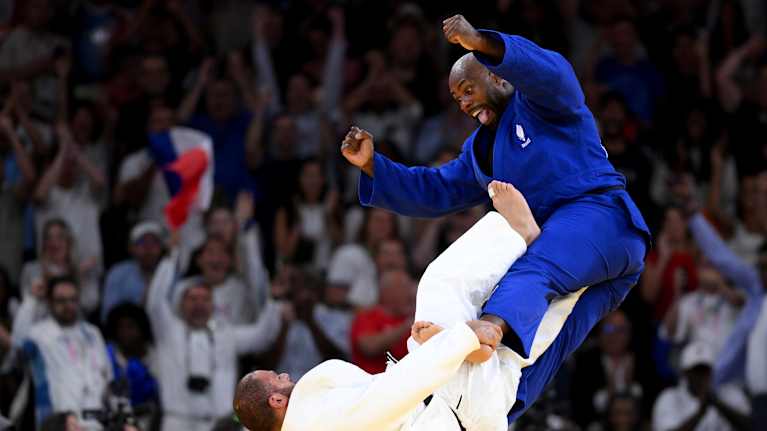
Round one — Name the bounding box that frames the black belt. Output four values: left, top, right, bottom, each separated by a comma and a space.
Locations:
585, 185, 624, 195
423, 395, 466, 431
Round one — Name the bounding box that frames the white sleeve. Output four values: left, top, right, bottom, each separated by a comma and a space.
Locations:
334, 322, 480, 430
231, 300, 282, 355
652, 391, 684, 431
251, 39, 282, 115
415, 212, 527, 327
11, 296, 47, 346
146, 250, 181, 339
239, 226, 269, 313
747, 298, 767, 394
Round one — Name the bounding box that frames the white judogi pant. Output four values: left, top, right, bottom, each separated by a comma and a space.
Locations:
408, 212, 586, 431
281, 212, 584, 431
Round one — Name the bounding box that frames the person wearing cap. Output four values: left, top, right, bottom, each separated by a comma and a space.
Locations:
652, 341, 751, 431
100, 221, 166, 322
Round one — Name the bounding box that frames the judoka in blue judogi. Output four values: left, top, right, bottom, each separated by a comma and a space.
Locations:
341, 14, 651, 421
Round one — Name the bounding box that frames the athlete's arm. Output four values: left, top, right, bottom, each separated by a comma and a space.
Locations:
443, 14, 584, 117
341, 127, 486, 218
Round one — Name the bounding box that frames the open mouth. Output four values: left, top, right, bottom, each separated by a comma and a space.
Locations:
469, 106, 492, 124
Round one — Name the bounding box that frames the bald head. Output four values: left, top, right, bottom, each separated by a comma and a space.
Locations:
448, 54, 512, 127
234, 370, 294, 431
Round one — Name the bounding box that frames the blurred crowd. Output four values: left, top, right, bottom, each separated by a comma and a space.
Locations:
0, 0, 765, 430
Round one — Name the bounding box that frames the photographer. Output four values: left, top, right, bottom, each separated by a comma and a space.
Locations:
146, 241, 284, 431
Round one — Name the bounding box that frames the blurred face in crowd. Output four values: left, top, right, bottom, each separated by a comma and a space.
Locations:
684, 364, 712, 397
607, 396, 639, 431
71, 106, 96, 145
25, 0, 52, 30
181, 285, 214, 328
271, 115, 297, 159
389, 23, 423, 67
375, 239, 408, 273
698, 265, 725, 295
65, 413, 82, 431
130, 233, 164, 273
599, 98, 626, 141
378, 270, 416, 318
599, 311, 631, 357
662, 207, 687, 243
140, 56, 170, 97
205, 80, 237, 123
43, 222, 71, 265
115, 316, 144, 357
147, 105, 175, 133
299, 161, 324, 203
685, 109, 706, 141
286, 74, 313, 114
50, 282, 80, 327
197, 237, 233, 285
206, 208, 237, 245
673, 33, 700, 75
365, 209, 396, 246
449, 54, 512, 128
609, 20, 639, 62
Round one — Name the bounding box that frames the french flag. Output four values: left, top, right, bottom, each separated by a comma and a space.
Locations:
148, 127, 214, 230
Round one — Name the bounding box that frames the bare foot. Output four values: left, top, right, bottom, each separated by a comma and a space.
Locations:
488, 180, 541, 245
411, 321, 444, 344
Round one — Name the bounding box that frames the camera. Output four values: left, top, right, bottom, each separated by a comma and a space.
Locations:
187, 375, 211, 393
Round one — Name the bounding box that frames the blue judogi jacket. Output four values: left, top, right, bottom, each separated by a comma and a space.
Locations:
359, 30, 647, 235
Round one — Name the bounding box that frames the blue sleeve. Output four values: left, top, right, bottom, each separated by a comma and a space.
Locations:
689, 214, 762, 298
473, 30, 585, 117
358, 149, 486, 218
22, 340, 53, 424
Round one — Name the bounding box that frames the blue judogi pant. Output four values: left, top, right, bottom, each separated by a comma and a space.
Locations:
507, 272, 640, 422
482, 189, 647, 357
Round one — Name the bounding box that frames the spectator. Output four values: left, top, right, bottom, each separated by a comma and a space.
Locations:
19, 219, 99, 316
591, 17, 665, 124
661, 263, 741, 357
587, 391, 643, 431
0, 0, 69, 120
652, 341, 750, 431
571, 310, 653, 428
0, 266, 18, 365
13, 275, 112, 428
101, 221, 165, 322
0, 112, 36, 285
684, 207, 765, 388
178, 54, 265, 202
640, 206, 699, 321
261, 267, 348, 380
350, 269, 415, 374
747, 276, 767, 430
103, 303, 158, 418
33, 122, 106, 305
327, 208, 401, 308
145, 245, 283, 431
274, 159, 341, 272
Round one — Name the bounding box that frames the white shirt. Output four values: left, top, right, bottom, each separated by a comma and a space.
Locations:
747, 296, 767, 394
652, 382, 750, 431
146, 250, 281, 431
23, 317, 112, 425
666, 291, 739, 356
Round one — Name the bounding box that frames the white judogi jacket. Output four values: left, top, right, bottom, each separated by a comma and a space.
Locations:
281, 212, 585, 431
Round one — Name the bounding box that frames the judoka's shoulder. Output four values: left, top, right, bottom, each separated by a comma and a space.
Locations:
300, 359, 372, 387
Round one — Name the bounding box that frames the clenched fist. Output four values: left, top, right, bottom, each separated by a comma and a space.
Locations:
443, 15, 484, 51
340, 126, 375, 177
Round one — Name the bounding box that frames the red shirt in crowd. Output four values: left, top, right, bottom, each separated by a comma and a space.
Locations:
646, 250, 699, 320
350, 306, 410, 374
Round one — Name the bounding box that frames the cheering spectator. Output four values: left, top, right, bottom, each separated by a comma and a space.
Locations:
652, 341, 750, 431
350, 269, 415, 374
145, 244, 283, 431
261, 267, 348, 380
103, 303, 159, 422
100, 221, 166, 322
13, 275, 112, 428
